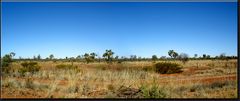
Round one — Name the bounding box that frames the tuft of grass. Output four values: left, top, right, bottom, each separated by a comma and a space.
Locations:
139, 79, 167, 98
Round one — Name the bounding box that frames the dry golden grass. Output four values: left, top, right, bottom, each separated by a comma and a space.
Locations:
1, 59, 237, 98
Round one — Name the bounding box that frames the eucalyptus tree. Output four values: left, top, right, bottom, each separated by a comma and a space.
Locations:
103, 49, 114, 63
76, 55, 81, 59
90, 52, 97, 60
172, 52, 179, 59
152, 55, 158, 62
168, 50, 178, 59
194, 54, 198, 59
113, 55, 118, 62
49, 54, 54, 60
10, 52, 15, 57
203, 54, 206, 59
219, 53, 226, 60
33, 56, 37, 60
37, 54, 41, 60
178, 53, 189, 64
168, 50, 174, 58
76, 55, 81, 62
84, 53, 91, 64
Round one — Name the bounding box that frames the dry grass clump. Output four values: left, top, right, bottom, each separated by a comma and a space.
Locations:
139, 79, 167, 98
172, 80, 237, 98
1, 78, 49, 91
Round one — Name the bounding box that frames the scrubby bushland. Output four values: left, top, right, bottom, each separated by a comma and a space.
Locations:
18, 61, 41, 76
154, 62, 183, 74
2, 52, 15, 74
56, 64, 77, 70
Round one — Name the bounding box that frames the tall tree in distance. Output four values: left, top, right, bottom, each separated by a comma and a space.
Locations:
10, 52, 15, 57
84, 53, 91, 64
178, 53, 189, 64
152, 55, 158, 62
37, 54, 41, 60
76, 55, 81, 59
103, 49, 114, 63
168, 50, 174, 58
49, 54, 54, 60
219, 53, 226, 60
168, 50, 178, 59
173, 52, 179, 59
90, 52, 97, 60
203, 54, 206, 59
33, 55, 37, 60
194, 54, 198, 59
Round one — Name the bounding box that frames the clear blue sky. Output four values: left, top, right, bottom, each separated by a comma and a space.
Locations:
2, 2, 238, 59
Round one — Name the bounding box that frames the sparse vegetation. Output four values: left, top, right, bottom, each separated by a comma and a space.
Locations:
1, 51, 237, 98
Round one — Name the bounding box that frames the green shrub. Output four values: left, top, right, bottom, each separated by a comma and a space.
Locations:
139, 80, 166, 98
18, 62, 41, 76
2, 53, 14, 74
154, 62, 183, 74
56, 64, 77, 70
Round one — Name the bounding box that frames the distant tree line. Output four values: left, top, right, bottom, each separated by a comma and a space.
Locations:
1, 50, 238, 65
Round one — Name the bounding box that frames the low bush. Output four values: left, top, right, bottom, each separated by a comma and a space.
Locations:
2, 53, 14, 74
139, 80, 167, 98
18, 62, 41, 76
154, 62, 183, 74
